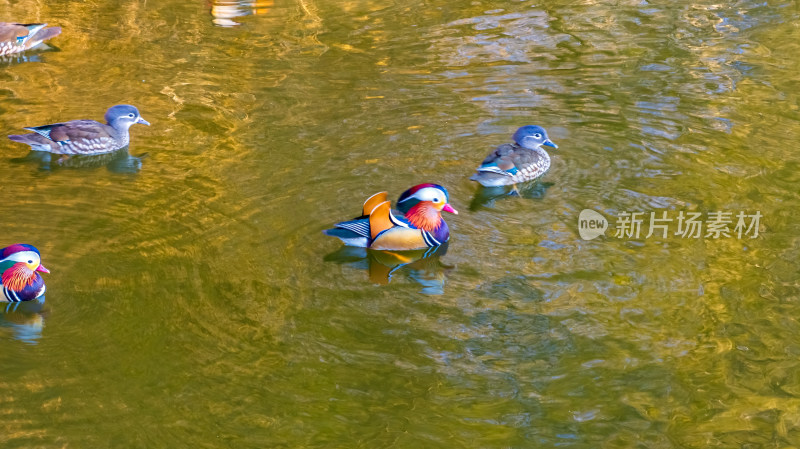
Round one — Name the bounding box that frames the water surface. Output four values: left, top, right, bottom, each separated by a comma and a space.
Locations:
2, 0, 800, 447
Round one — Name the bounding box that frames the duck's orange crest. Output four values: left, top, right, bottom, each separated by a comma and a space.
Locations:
1, 264, 35, 291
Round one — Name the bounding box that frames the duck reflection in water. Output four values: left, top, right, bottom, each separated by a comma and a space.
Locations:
1, 53, 43, 64
324, 243, 453, 295
1, 297, 46, 344
468, 181, 554, 211
10, 148, 147, 174
209, 0, 274, 27
1, 43, 59, 64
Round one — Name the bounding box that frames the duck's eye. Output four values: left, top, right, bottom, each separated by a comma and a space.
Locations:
128, 113, 135, 118
433, 198, 440, 203
533, 133, 542, 139
27, 260, 33, 264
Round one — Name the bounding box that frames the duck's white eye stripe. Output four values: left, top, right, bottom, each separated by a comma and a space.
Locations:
412, 187, 448, 202
2, 251, 39, 265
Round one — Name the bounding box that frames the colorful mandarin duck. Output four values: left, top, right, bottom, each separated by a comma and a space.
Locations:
0, 23, 61, 56
470, 125, 558, 189
0, 244, 49, 302
8, 105, 150, 155
324, 184, 458, 251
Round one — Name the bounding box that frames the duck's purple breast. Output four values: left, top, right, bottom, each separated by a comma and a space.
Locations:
432, 220, 450, 244
13, 274, 46, 301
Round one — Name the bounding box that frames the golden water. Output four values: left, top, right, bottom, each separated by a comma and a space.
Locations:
2, 0, 800, 447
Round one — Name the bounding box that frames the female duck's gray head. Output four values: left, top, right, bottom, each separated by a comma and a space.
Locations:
105, 104, 150, 129
513, 125, 557, 150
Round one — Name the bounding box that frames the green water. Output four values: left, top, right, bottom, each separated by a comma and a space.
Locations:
2, 0, 800, 447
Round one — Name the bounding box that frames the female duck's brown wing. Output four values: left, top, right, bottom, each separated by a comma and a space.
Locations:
27, 120, 114, 142
471, 143, 550, 187
10, 120, 117, 155
0, 23, 61, 55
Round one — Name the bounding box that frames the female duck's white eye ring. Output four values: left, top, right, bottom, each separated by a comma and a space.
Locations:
533, 133, 542, 139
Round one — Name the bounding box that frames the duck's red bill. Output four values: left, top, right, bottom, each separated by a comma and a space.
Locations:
442, 204, 458, 215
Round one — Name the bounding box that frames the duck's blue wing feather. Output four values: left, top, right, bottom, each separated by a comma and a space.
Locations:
332, 217, 371, 237
324, 218, 371, 247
